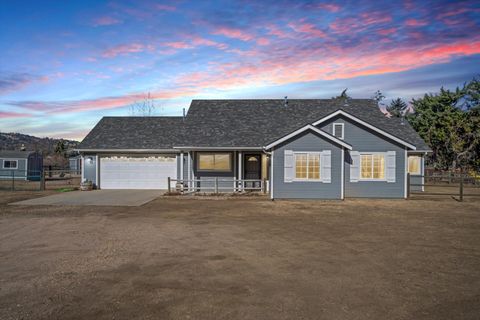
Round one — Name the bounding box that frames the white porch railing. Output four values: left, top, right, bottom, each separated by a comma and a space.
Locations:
168, 178, 269, 194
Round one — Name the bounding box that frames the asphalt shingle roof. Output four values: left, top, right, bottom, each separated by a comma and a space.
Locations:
78, 117, 185, 149
78, 99, 430, 151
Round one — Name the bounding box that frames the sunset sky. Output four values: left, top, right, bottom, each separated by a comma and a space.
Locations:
1, 0, 479, 141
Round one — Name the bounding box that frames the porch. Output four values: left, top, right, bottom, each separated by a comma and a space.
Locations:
173, 150, 270, 194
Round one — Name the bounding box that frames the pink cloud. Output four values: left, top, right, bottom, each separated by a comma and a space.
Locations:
330, 12, 392, 34
0, 73, 50, 95
256, 37, 270, 46
266, 24, 292, 39
405, 18, 427, 27
436, 7, 469, 19
165, 41, 193, 49
0, 111, 31, 119
288, 22, 326, 38
316, 3, 341, 12
92, 16, 122, 27
212, 27, 253, 42
101, 43, 152, 58
377, 28, 397, 36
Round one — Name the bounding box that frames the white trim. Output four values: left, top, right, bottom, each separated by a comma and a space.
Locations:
238, 151, 243, 191
173, 146, 262, 151
95, 155, 99, 189
270, 149, 274, 199
264, 124, 352, 150
187, 151, 191, 190
332, 122, 344, 140
312, 110, 417, 150
404, 147, 408, 199
180, 152, 184, 180
233, 151, 236, 190
358, 152, 387, 181
2, 159, 19, 169
421, 156, 425, 192
81, 155, 85, 182
341, 148, 344, 199
292, 151, 322, 182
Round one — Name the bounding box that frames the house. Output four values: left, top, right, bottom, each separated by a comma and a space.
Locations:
77, 99, 431, 199
0, 150, 43, 181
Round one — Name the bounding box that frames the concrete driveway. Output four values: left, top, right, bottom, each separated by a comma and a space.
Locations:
10, 190, 164, 206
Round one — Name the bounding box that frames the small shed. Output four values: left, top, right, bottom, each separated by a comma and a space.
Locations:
0, 151, 43, 181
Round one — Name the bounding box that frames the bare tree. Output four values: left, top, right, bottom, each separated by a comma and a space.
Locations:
130, 92, 156, 116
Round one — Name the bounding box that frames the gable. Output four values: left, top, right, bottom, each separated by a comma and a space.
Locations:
317, 114, 410, 151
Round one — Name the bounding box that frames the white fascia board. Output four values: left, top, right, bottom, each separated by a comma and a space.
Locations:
264, 124, 352, 150
173, 146, 263, 151
312, 110, 417, 150
76, 149, 179, 153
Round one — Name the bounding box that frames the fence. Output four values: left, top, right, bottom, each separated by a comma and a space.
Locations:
0, 169, 81, 191
168, 178, 269, 194
407, 172, 480, 201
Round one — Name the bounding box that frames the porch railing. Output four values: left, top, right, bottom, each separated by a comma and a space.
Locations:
167, 178, 269, 194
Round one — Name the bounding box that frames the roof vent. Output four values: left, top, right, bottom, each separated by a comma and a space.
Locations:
343, 98, 349, 107
284, 96, 288, 107
182, 108, 186, 122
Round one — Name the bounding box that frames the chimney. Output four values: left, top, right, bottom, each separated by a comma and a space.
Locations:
284, 96, 288, 107
20, 144, 26, 151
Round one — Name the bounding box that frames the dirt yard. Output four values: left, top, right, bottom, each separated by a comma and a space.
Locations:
1, 192, 479, 320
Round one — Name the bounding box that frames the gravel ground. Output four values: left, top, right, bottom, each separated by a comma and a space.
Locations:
0, 191, 479, 320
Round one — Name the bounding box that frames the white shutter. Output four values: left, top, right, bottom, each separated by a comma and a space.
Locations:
284, 150, 294, 183
321, 150, 331, 183
350, 151, 360, 182
386, 151, 396, 183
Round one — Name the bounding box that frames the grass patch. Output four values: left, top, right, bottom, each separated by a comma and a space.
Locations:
55, 187, 77, 193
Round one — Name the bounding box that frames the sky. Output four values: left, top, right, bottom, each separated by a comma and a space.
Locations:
0, 0, 479, 141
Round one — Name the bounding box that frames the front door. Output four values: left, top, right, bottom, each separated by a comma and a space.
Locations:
244, 154, 261, 190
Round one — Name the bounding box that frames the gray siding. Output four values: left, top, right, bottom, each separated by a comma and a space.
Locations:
0, 158, 27, 179
272, 131, 343, 199
83, 155, 97, 186
319, 115, 406, 198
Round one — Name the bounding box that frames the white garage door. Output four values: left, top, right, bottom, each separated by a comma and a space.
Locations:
100, 156, 177, 189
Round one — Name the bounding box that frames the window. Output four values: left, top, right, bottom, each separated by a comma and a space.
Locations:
3, 160, 18, 169
197, 153, 231, 171
295, 152, 320, 180
333, 123, 344, 139
408, 156, 421, 175
360, 154, 385, 180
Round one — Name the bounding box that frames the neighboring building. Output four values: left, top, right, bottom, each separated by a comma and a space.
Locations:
69, 155, 82, 175
77, 99, 431, 199
0, 150, 43, 181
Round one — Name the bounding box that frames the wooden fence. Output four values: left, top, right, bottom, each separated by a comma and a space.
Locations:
407, 173, 480, 201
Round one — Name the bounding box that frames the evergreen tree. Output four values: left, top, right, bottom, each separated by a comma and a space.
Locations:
387, 98, 408, 118
332, 88, 350, 100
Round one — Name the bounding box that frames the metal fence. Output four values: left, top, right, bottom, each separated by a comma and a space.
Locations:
0, 169, 81, 191
407, 173, 480, 201
168, 178, 269, 194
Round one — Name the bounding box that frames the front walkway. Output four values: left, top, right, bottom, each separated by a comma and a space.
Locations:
10, 189, 164, 206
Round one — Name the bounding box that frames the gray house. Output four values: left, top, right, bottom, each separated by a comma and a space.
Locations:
77, 99, 430, 199
0, 150, 43, 181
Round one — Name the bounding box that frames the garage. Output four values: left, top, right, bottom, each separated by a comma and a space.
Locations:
100, 156, 177, 189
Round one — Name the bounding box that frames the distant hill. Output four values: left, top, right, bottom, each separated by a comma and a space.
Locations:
0, 132, 79, 155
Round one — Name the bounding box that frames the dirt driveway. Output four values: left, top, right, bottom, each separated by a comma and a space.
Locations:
1, 192, 479, 320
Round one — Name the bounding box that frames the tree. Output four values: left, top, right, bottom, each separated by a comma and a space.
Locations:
54, 140, 66, 157
387, 98, 408, 118
130, 92, 156, 116
372, 90, 386, 112
407, 79, 480, 170
332, 88, 350, 100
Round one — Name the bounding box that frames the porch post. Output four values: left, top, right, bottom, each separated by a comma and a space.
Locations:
233, 151, 237, 192
238, 151, 243, 191
180, 152, 184, 181
187, 151, 191, 191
